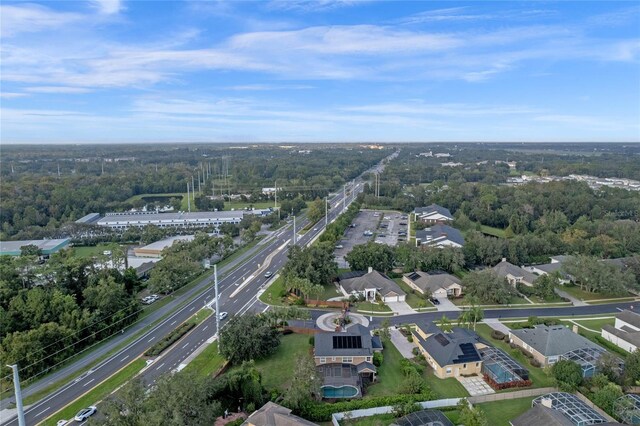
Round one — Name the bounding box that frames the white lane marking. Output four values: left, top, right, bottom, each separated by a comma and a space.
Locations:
189, 306, 195, 312
202, 325, 208, 331
156, 362, 165, 370
182, 343, 189, 349
148, 336, 155, 342
120, 355, 130, 362
170, 320, 177, 326
34, 406, 51, 417
83, 378, 95, 387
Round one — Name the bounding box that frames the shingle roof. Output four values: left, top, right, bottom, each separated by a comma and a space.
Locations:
493, 259, 537, 284
510, 405, 574, 426
602, 324, 640, 348
509, 325, 600, 357
337, 270, 405, 298
415, 224, 465, 247
314, 324, 375, 357
404, 271, 461, 294
415, 327, 481, 367
242, 402, 317, 426
414, 204, 453, 219
550, 255, 575, 264
534, 263, 563, 274
617, 310, 640, 328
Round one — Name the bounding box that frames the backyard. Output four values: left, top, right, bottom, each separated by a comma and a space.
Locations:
366, 342, 405, 396
250, 333, 312, 391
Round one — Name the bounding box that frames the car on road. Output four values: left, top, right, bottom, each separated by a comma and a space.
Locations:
349, 224, 356, 228
335, 244, 344, 249
264, 271, 273, 278
429, 298, 440, 305
313, 227, 318, 231
74, 406, 97, 422
219, 312, 228, 320
56, 420, 68, 426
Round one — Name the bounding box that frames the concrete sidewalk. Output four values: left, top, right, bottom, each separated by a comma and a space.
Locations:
387, 300, 415, 315
482, 318, 511, 334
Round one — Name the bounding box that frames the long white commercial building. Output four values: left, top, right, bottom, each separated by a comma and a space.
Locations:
96, 211, 244, 230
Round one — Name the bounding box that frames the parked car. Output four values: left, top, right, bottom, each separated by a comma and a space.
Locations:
399, 222, 407, 226
56, 420, 68, 426
74, 406, 97, 422
349, 224, 356, 228
378, 234, 386, 238
429, 298, 440, 305
219, 312, 228, 320
264, 271, 273, 278
335, 244, 344, 249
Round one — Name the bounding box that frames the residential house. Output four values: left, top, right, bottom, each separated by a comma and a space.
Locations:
509, 325, 603, 367
337, 268, 406, 303
525, 255, 574, 284
493, 258, 538, 287
414, 204, 454, 224
602, 310, 640, 353
242, 402, 318, 426
415, 224, 465, 248
402, 271, 463, 298
412, 322, 483, 379
313, 324, 382, 398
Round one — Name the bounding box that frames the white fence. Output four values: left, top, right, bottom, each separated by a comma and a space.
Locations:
331, 398, 462, 426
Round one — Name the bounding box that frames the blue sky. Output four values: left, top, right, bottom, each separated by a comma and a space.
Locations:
1, 0, 639, 143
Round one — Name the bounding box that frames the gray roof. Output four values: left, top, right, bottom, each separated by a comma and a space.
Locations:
415, 225, 465, 247
510, 405, 574, 426
414, 204, 453, 219
392, 409, 454, 426
509, 325, 600, 357
314, 324, 375, 358
602, 324, 640, 348
617, 310, 640, 328
414, 327, 481, 367
75, 213, 101, 224
404, 271, 461, 294
534, 263, 563, 274
338, 270, 405, 298
550, 255, 575, 264
356, 361, 376, 373
0, 238, 70, 255
242, 402, 317, 426
97, 210, 243, 224
493, 259, 537, 284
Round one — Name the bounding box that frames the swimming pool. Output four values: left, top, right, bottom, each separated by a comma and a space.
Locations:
321, 385, 359, 398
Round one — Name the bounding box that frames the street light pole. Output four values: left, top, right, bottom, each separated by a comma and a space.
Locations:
293, 215, 296, 245
7, 364, 25, 426
325, 196, 328, 226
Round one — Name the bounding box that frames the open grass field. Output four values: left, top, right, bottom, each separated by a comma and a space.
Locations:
72, 244, 123, 258
480, 224, 507, 238
42, 358, 146, 426
251, 333, 312, 391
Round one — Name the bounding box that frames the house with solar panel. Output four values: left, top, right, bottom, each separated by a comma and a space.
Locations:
411, 322, 483, 379
313, 325, 383, 398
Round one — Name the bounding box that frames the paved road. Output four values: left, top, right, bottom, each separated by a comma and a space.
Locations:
1, 159, 375, 426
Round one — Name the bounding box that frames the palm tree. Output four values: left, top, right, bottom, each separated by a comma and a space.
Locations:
440, 314, 452, 333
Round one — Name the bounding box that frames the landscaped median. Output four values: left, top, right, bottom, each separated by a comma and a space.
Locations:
42, 358, 147, 426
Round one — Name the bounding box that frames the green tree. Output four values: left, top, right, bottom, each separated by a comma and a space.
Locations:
98, 378, 147, 426
283, 354, 322, 409
439, 314, 452, 333
20, 244, 42, 257
552, 360, 583, 391
344, 241, 395, 272
623, 349, 640, 386
457, 399, 488, 426
532, 273, 559, 301
458, 305, 483, 331
462, 270, 514, 304
219, 315, 281, 364
592, 380, 623, 415
307, 197, 326, 224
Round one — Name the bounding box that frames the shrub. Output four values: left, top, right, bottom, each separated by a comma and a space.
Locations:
509, 342, 518, 349
145, 322, 195, 357
226, 419, 245, 426
412, 347, 420, 356
373, 351, 384, 367
308, 336, 315, 345
407, 335, 414, 343
490, 330, 506, 340
530, 358, 542, 368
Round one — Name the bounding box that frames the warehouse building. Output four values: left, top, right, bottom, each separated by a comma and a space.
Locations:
96, 211, 244, 230
0, 238, 71, 257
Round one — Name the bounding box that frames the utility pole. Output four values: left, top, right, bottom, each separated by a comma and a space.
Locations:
214, 264, 220, 354
293, 215, 296, 245
343, 184, 346, 212
187, 183, 191, 212
7, 364, 25, 426
198, 171, 201, 194
274, 180, 277, 210
191, 175, 195, 201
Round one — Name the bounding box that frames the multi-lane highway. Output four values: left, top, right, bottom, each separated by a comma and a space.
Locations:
1, 162, 372, 426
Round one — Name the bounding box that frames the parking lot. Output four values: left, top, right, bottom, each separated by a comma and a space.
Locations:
334, 209, 408, 268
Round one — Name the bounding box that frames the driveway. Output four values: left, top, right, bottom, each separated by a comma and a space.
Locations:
389, 327, 416, 358
387, 300, 415, 315
435, 297, 460, 312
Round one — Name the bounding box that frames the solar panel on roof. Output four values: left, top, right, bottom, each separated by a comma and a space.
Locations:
332, 335, 362, 349
434, 334, 450, 346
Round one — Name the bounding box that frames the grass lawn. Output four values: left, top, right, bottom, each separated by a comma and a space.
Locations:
259, 275, 287, 306
558, 285, 632, 301
452, 295, 530, 306
354, 301, 392, 313
366, 343, 404, 396
425, 374, 468, 398
72, 244, 122, 258
474, 325, 555, 388
351, 413, 397, 426
480, 224, 506, 238
183, 342, 226, 376
191, 308, 213, 325
477, 397, 535, 425
251, 333, 312, 391
394, 278, 429, 309
42, 358, 146, 426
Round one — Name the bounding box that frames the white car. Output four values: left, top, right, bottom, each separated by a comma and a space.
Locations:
219, 312, 228, 320
264, 271, 273, 278
56, 421, 68, 426
74, 406, 97, 422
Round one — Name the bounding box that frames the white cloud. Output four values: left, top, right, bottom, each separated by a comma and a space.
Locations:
0, 4, 83, 37
26, 86, 93, 94
0, 92, 29, 99
267, 0, 369, 12
91, 0, 122, 15
226, 84, 314, 91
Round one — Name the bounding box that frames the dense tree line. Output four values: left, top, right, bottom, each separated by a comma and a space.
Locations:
1, 145, 387, 239
0, 251, 140, 381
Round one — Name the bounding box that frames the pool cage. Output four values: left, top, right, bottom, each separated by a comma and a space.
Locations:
392, 409, 454, 426
615, 393, 640, 425
480, 346, 530, 389
532, 392, 608, 426
559, 346, 608, 378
